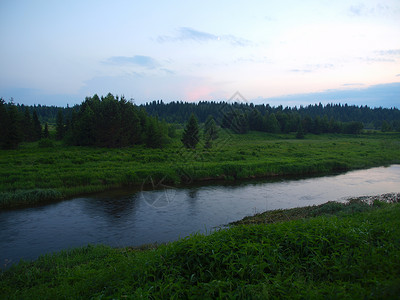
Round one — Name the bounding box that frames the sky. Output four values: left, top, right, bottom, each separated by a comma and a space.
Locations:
1, 0, 399, 108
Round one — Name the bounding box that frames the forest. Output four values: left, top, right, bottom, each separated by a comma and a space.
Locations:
0, 94, 171, 150
1, 94, 400, 150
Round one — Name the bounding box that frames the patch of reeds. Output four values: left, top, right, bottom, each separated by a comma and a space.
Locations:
0, 189, 63, 208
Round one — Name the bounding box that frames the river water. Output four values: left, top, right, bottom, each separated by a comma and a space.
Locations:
1, 165, 400, 268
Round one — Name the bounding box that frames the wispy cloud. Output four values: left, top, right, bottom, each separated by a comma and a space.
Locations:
307, 64, 334, 70
375, 49, 400, 56
264, 82, 400, 108
348, 3, 393, 17
349, 4, 365, 16
157, 27, 252, 46
289, 64, 334, 74
358, 57, 395, 63
396, 74, 400, 77
105, 55, 160, 68
342, 83, 365, 87
290, 69, 312, 73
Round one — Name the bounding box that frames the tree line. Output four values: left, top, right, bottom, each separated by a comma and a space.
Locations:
1, 98, 50, 149
1, 94, 173, 149
59, 93, 173, 148
144, 100, 400, 132
2, 95, 399, 150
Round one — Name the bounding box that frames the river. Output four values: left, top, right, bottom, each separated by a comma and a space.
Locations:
1, 164, 400, 268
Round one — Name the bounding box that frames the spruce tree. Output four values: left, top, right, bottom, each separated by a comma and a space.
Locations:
204, 115, 218, 140
182, 113, 199, 149
4, 104, 22, 149
32, 110, 42, 141
145, 118, 163, 148
296, 122, 305, 139
43, 123, 50, 138
0, 98, 8, 148
22, 108, 33, 142
56, 110, 64, 140
204, 115, 218, 149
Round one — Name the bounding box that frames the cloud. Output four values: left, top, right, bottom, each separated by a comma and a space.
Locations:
375, 49, 400, 56
396, 74, 400, 77
157, 27, 252, 46
105, 55, 160, 68
262, 82, 400, 108
290, 69, 312, 73
348, 3, 393, 17
358, 57, 395, 63
349, 4, 365, 16
289, 64, 334, 74
342, 83, 365, 87
309, 64, 334, 70
0, 87, 81, 106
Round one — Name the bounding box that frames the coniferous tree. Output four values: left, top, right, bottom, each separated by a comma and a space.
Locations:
32, 110, 42, 141
145, 117, 164, 148
296, 122, 305, 139
381, 120, 391, 132
182, 113, 199, 149
56, 110, 64, 140
265, 113, 280, 133
204, 115, 218, 140
43, 123, 50, 138
0, 98, 8, 148
204, 115, 218, 149
22, 107, 33, 142
4, 103, 22, 149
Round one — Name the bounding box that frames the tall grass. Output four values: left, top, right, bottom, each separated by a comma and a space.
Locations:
1, 202, 399, 298
0, 189, 63, 208
1, 132, 399, 208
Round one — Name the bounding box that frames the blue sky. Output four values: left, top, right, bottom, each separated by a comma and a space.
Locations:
0, 0, 399, 107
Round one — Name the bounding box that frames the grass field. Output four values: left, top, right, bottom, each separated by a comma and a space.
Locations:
1, 131, 400, 208
1, 197, 399, 299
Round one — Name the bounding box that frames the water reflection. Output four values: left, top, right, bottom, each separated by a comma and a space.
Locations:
1, 165, 399, 268
82, 194, 138, 224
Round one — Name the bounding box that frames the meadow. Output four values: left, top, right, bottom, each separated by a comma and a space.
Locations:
1, 197, 399, 299
1, 131, 400, 208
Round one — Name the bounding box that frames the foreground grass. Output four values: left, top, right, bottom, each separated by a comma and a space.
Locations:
1, 199, 399, 299
1, 132, 400, 208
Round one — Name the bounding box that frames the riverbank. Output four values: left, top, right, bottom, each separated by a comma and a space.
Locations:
1, 194, 399, 298
1, 132, 400, 208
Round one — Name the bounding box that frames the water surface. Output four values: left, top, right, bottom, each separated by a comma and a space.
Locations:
1, 165, 399, 268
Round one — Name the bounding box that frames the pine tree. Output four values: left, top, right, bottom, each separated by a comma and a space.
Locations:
182, 113, 199, 149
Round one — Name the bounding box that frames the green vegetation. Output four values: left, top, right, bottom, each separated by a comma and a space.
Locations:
0, 95, 171, 150
1, 132, 400, 208
232, 193, 400, 225
1, 198, 399, 299
181, 113, 200, 149
144, 100, 400, 132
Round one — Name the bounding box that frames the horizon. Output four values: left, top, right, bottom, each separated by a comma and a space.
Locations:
1, 1, 399, 108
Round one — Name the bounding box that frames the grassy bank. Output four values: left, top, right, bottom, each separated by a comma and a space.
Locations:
1, 132, 400, 208
1, 196, 399, 299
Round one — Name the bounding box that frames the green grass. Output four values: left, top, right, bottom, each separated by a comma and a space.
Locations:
1, 131, 400, 208
1, 200, 399, 299
232, 193, 400, 225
